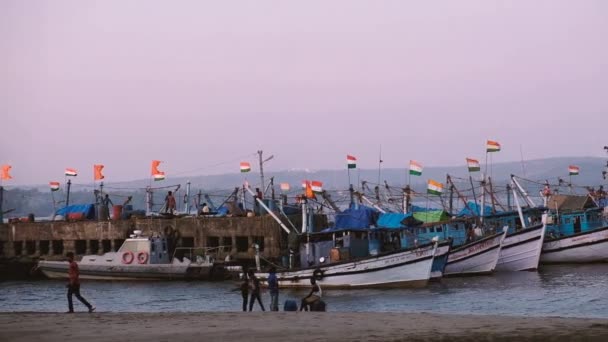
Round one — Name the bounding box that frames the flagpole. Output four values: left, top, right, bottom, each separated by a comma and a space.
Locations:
378, 145, 382, 185
51, 189, 57, 220
347, 168, 351, 188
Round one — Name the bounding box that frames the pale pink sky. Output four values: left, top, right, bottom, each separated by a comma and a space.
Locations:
1, 0, 607, 185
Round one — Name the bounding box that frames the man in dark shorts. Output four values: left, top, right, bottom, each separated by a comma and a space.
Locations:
248, 269, 265, 311
66, 252, 95, 313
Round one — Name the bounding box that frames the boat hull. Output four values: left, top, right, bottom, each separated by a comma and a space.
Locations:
430, 241, 452, 280
38, 261, 196, 280
496, 221, 546, 272
540, 226, 608, 264
257, 243, 437, 288
444, 230, 506, 276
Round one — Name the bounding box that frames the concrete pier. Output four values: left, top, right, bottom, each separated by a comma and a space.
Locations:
0, 215, 326, 265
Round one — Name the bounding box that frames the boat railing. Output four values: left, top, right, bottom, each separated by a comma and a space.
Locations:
173, 245, 231, 263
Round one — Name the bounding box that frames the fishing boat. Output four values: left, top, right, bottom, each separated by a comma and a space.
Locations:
250, 192, 438, 288
541, 199, 608, 264
37, 230, 220, 280
443, 229, 506, 276
408, 217, 507, 276
256, 228, 438, 288
483, 210, 547, 272
373, 211, 452, 280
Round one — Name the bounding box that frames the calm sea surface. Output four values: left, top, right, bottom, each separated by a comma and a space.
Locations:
1, 264, 607, 318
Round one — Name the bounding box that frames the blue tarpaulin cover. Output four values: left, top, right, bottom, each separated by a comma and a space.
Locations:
55, 204, 95, 219
333, 205, 378, 230
376, 213, 412, 229
457, 202, 498, 217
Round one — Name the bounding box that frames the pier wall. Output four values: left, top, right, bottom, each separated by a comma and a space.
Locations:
0, 215, 326, 262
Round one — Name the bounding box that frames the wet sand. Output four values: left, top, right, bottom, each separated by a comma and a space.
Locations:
1, 312, 608, 341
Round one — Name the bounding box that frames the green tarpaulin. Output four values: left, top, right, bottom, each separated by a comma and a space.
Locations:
412, 210, 449, 223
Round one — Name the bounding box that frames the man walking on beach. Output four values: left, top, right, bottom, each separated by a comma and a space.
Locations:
248, 269, 265, 311
240, 273, 249, 312
66, 252, 95, 313
268, 267, 279, 311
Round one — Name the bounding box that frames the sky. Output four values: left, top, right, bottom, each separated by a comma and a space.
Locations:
1, 0, 607, 185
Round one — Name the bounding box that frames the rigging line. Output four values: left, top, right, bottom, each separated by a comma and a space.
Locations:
169, 152, 259, 176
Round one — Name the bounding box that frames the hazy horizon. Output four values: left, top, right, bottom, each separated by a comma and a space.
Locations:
2, 1, 607, 185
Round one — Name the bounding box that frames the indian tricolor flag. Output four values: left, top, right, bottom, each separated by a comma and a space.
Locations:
65, 168, 78, 177
240, 162, 251, 173
568, 165, 580, 176
466, 158, 481, 172
486, 140, 501, 153
427, 179, 443, 195
409, 160, 423, 176
311, 181, 323, 193
347, 155, 357, 169
153, 173, 165, 181
49, 181, 60, 192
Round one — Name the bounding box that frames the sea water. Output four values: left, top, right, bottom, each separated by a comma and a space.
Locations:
1, 264, 607, 318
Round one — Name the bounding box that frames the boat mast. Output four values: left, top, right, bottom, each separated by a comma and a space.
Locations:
510, 178, 527, 229
257, 150, 274, 198
511, 175, 536, 207
446, 175, 478, 223
185, 181, 191, 214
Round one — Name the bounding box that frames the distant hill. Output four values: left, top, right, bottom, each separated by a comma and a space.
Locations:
3, 157, 607, 217
98, 156, 606, 189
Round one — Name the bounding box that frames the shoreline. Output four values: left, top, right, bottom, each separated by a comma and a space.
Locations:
2, 312, 608, 341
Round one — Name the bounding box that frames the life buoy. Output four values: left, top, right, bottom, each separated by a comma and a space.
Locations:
313, 268, 324, 281
137, 252, 149, 264
122, 251, 134, 264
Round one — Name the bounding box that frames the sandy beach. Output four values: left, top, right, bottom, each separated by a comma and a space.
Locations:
1, 312, 608, 341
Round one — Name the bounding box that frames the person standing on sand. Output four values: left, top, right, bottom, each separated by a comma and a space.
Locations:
267, 267, 279, 311
240, 273, 249, 312
248, 269, 265, 311
66, 252, 95, 313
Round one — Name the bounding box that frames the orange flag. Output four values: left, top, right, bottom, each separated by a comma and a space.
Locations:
151, 160, 163, 176
94, 164, 105, 180
305, 181, 315, 199
1, 165, 12, 180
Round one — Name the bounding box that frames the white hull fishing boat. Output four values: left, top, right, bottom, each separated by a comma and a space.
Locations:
258, 242, 437, 289
444, 229, 506, 276
247, 187, 437, 288
541, 226, 608, 264
38, 231, 217, 280
496, 218, 547, 271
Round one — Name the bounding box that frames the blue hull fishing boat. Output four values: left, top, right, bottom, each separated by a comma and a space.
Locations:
541, 196, 608, 264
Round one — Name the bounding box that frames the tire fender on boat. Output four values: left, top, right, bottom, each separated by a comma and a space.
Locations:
122, 251, 134, 264
313, 268, 324, 281
137, 252, 149, 264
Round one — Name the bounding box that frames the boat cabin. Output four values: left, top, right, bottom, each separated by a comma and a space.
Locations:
298, 228, 414, 268
117, 236, 171, 264
546, 208, 606, 238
